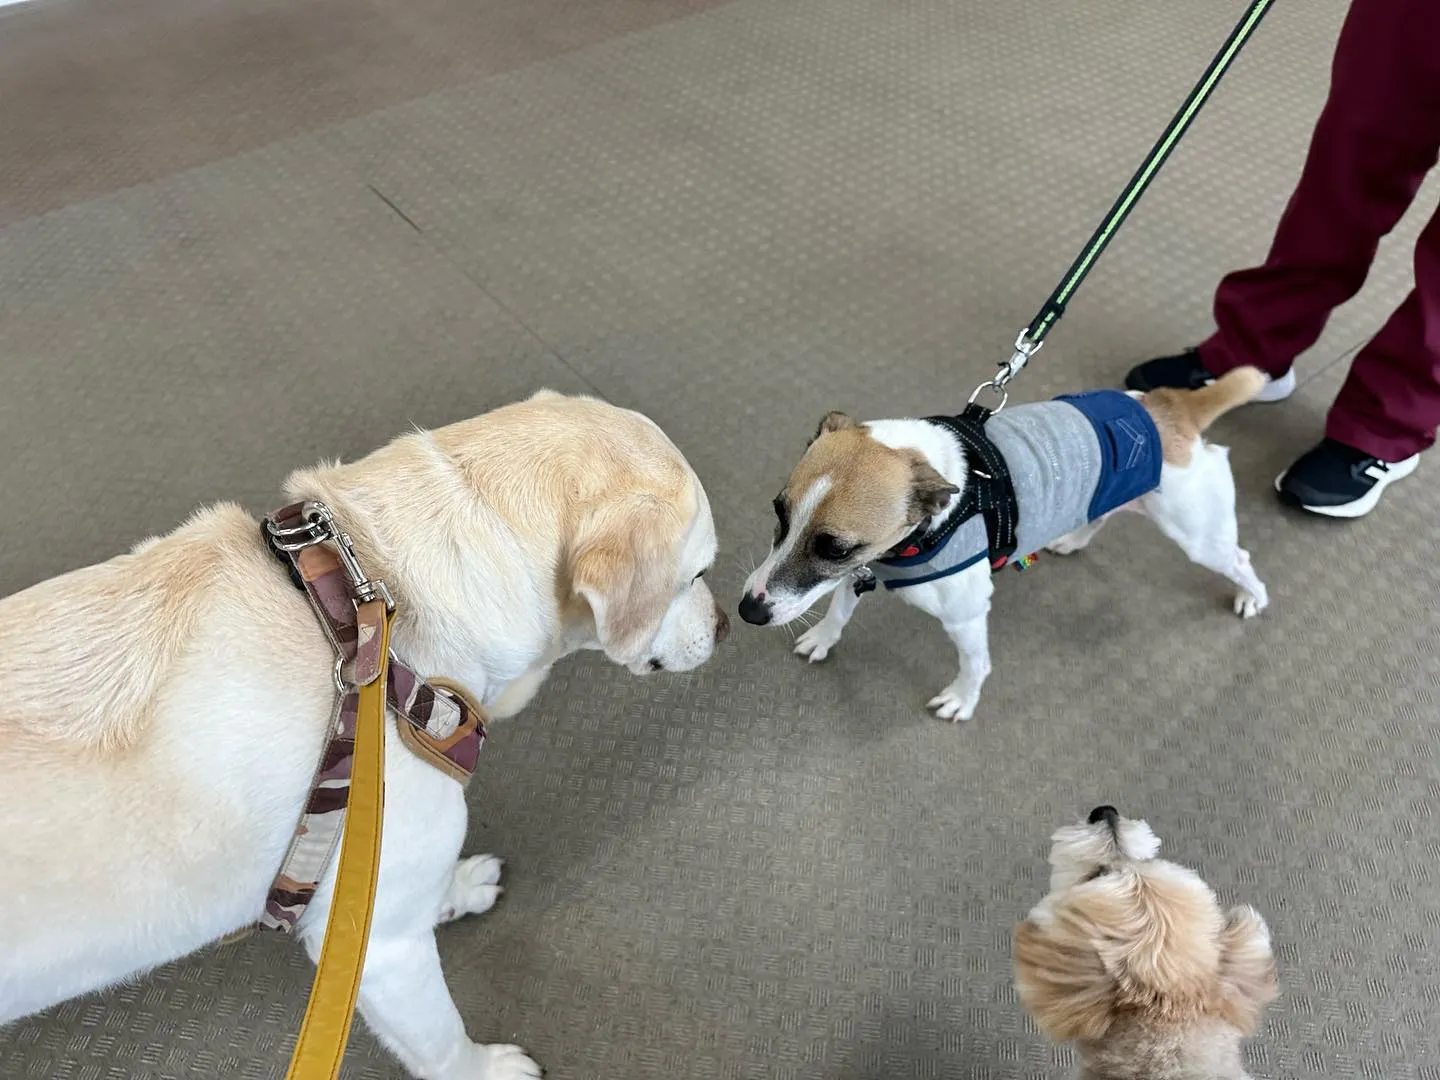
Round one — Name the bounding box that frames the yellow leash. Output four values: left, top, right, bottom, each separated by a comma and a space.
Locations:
263, 502, 480, 1077
285, 599, 391, 1080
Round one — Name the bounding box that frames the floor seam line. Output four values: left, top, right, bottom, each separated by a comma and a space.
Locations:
366, 181, 610, 401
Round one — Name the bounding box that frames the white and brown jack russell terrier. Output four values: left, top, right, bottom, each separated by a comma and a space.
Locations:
739, 369, 1269, 721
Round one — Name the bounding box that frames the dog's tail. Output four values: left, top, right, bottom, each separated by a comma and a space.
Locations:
1150, 366, 1266, 434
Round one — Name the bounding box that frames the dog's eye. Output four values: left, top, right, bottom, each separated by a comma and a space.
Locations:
773, 495, 790, 543
692, 567, 708, 583
812, 533, 855, 561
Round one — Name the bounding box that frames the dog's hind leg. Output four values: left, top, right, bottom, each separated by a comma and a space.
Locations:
1140, 454, 1269, 618
1046, 515, 1111, 556
1049, 502, 1153, 556
794, 583, 863, 663
1220, 545, 1268, 618
1178, 539, 1268, 618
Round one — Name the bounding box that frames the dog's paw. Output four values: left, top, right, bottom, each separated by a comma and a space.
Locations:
1045, 535, 1085, 556
438, 855, 504, 924
447, 1042, 542, 1079
927, 685, 979, 723
478, 1045, 542, 1080
1234, 587, 1268, 619
794, 622, 842, 663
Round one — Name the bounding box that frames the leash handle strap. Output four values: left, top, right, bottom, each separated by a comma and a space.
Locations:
285, 601, 391, 1080
1016, 0, 1277, 354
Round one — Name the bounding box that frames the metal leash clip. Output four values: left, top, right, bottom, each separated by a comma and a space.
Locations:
968, 329, 1043, 413
850, 565, 877, 596
266, 501, 396, 612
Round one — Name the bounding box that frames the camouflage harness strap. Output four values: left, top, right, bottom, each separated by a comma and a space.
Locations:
259, 501, 486, 933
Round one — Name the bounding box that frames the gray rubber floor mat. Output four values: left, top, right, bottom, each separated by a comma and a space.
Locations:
2, 0, 1438, 1076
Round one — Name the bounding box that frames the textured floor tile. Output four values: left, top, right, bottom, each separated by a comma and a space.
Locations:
0, 142, 588, 595
3, 0, 1440, 1078
0, 0, 733, 226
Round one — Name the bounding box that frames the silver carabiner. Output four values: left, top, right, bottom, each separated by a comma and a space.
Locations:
968, 329, 1044, 413
270, 501, 396, 612
1000, 329, 1043, 383
297, 502, 395, 612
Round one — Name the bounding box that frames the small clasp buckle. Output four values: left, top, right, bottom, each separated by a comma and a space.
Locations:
968, 329, 1043, 413
266, 501, 395, 612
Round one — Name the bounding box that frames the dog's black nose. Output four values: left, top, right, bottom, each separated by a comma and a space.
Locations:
738, 593, 772, 626
1088, 805, 1120, 828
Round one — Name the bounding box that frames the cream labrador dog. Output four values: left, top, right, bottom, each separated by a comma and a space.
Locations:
0, 390, 728, 1080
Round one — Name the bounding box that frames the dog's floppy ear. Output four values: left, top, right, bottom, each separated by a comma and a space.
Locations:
571, 497, 683, 666
1214, 905, 1278, 1033
810, 411, 856, 444
908, 456, 959, 521
1013, 917, 1115, 1041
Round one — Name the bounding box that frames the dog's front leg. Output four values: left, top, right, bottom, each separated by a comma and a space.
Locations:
436, 854, 505, 924
299, 739, 540, 1080
928, 612, 991, 721
487, 664, 551, 720
909, 567, 993, 722
794, 583, 863, 663
352, 931, 540, 1080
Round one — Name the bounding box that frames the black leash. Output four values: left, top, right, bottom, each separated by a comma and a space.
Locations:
973, 0, 1278, 409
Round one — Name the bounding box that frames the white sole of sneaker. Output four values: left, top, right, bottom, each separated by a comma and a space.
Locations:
1275, 451, 1419, 518
1251, 368, 1297, 403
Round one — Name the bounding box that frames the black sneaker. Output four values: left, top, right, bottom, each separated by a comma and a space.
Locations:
1125, 347, 1296, 402
1276, 437, 1419, 518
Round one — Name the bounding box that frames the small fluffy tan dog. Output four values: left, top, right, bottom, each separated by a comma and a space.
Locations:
0, 391, 727, 1080
1013, 807, 1278, 1080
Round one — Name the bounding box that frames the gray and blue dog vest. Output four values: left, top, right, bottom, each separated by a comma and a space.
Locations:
870, 390, 1162, 590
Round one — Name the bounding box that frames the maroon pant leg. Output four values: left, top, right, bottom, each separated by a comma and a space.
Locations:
1327, 206, 1440, 459
1196, 0, 1440, 382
